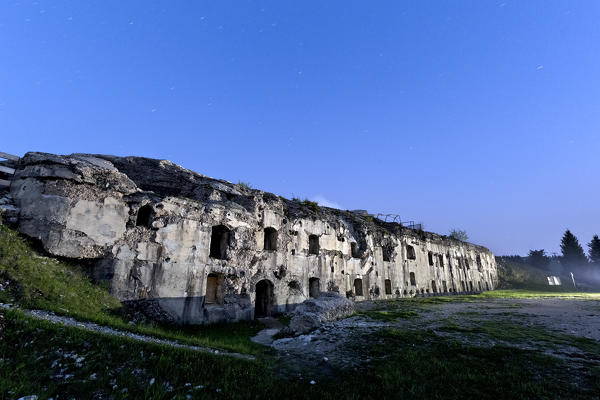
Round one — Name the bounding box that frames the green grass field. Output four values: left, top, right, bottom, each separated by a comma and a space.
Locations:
2, 307, 598, 400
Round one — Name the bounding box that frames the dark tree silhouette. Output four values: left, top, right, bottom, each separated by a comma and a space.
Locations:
560, 229, 588, 269
588, 235, 600, 265
527, 249, 550, 269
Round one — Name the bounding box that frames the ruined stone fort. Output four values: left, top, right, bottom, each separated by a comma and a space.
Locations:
1, 152, 498, 324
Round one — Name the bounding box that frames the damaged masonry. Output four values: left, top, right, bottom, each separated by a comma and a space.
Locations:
5, 152, 498, 324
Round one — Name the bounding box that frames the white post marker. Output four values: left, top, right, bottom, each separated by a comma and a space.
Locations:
570, 272, 577, 289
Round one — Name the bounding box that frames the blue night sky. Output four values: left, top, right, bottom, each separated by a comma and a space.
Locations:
1, 1, 599, 256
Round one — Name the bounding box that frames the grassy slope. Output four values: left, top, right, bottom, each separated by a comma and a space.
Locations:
0, 224, 263, 354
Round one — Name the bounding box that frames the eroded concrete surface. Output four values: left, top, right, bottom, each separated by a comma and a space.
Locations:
271, 297, 600, 377
4, 152, 499, 325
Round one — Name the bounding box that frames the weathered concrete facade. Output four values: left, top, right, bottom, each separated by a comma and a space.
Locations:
8, 152, 498, 324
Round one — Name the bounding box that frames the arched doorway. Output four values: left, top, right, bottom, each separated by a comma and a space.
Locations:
309, 277, 320, 298
255, 279, 274, 318
354, 278, 363, 296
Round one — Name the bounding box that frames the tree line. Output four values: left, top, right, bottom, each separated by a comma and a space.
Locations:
508, 230, 600, 271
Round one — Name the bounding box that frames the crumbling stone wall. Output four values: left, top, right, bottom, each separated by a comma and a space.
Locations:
9, 152, 498, 324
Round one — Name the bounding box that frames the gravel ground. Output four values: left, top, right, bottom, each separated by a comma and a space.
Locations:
3, 296, 598, 376
271, 296, 600, 375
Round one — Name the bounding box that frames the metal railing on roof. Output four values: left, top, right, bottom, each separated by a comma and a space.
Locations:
372, 213, 422, 230
0, 151, 19, 188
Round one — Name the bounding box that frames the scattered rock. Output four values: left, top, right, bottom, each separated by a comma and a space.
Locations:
281, 292, 355, 336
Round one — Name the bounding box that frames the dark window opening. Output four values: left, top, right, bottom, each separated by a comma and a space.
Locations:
406, 245, 416, 260
263, 227, 278, 251
442, 281, 448, 293
382, 246, 392, 262
476, 255, 483, 271
309, 277, 320, 298
354, 278, 363, 296
136, 204, 153, 228
350, 242, 359, 258
291, 249, 295, 255
409, 272, 416, 286
205, 273, 224, 304
465, 259, 470, 269
485, 281, 490, 291
469, 281, 474, 291
428, 251, 434, 266
403, 289, 408, 295
385, 279, 392, 295
288, 280, 301, 294
309, 235, 320, 255
438, 254, 444, 267
431, 280, 437, 293
210, 225, 230, 260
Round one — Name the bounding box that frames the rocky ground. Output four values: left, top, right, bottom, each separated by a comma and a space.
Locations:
271, 296, 600, 378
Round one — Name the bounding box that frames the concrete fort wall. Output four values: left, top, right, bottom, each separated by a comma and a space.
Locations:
8, 152, 498, 324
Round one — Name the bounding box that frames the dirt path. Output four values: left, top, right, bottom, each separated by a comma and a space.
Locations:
251, 317, 285, 345
0, 303, 255, 360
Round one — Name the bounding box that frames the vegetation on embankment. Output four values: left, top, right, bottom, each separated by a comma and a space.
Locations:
0, 225, 122, 318
496, 256, 575, 291
0, 224, 264, 354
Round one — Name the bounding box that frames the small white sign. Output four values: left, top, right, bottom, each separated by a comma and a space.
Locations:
547, 276, 562, 286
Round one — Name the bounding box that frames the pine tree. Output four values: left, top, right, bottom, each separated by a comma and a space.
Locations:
588, 235, 600, 264
527, 249, 550, 269
560, 229, 588, 269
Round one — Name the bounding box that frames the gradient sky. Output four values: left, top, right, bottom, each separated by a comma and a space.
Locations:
1, 1, 599, 256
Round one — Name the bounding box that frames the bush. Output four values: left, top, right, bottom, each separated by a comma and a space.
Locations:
449, 229, 469, 241
237, 181, 253, 190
